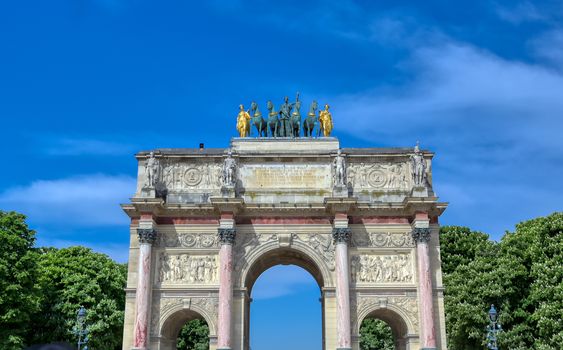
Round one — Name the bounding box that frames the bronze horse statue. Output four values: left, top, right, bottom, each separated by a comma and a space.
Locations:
266, 100, 280, 137
289, 100, 302, 137
250, 101, 267, 137
303, 100, 317, 137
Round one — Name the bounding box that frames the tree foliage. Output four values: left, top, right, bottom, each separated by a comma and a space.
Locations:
176, 319, 209, 350
359, 318, 394, 350
28, 246, 127, 350
441, 212, 563, 350
0, 211, 40, 350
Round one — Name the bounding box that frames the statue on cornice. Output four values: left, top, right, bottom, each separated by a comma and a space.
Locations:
144, 151, 159, 188
411, 141, 427, 186
222, 150, 237, 187
236, 105, 251, 138
334, 149, 346, 187
318, 104, 333, 137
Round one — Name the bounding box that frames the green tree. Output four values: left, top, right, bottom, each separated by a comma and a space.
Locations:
0, 211, 40, 349
440, 225, 501, 349
441, 213, 563, 350
497, 212, 563, 349
28, 246, 127, 350
176, 319, 209, 350
359, 318, 394, 350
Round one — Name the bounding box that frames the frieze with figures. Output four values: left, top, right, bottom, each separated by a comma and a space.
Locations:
347, 162, 412, 190
160, 161, 222, 191
156, 232, 219, 249
351, 231, 415, 248
351, 254, 413, 284
158, 253, 218, 284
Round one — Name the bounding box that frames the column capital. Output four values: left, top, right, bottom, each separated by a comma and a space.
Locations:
137, 228, 157, 244
332, 227, 351, 244
218, 228, 236, 245
411, 227, 431, 244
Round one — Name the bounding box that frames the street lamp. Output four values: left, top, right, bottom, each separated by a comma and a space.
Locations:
486, 304, 501, 350
73, 306, 89, 350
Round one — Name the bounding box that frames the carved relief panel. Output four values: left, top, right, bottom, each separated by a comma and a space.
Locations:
351, 253, 413, 284
347, 162, 412, 191
157, 253, 218, 285
160, 160, 222, 191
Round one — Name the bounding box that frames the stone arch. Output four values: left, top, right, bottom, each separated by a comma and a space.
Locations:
238, 242, 329, 350
157, 299, 217, 350
356, 303, 417, 350
236, 237, 334, 289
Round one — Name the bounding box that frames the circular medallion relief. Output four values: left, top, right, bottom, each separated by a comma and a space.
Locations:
184, 168, 203, 186
367, 169, 387, 188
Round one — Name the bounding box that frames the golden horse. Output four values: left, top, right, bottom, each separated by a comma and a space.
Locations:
318, 104, 333, 137
236, 105, 251, 137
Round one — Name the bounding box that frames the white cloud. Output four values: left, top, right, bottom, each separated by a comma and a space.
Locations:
0, 174, 136, 227
333, 42, 563, 149
252, 265, 318, 300
530, 29, 563, 70
494, 1, 545, 24
328, 39, 563, 236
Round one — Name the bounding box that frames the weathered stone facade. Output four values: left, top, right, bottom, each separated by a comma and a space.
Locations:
122, 138, 448, 350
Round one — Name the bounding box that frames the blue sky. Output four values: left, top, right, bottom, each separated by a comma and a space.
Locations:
1, 1, 562, 348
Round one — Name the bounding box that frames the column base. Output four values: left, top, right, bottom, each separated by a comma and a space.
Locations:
421, 348, 437, 350
336, 348, 352, 350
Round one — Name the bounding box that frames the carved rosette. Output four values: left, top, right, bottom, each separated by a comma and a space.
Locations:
138, 228, 157, 244
411, 227, 431, 244
218, 228, 236, 245
332, 227, 351, 244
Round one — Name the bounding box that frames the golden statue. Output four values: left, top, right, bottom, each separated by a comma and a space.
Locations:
236, 104, 251, 137
318, 104, 333, 137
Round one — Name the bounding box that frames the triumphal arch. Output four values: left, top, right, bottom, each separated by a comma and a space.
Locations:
122, 119, 448, 350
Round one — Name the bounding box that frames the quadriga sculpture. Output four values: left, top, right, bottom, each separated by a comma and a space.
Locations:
250, 101, 267, 137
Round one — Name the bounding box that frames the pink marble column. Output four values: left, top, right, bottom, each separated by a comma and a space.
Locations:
333, 227, 352, 350
132, 228, 157, 350
412, 226, 437, 349
217, 228, 236, 350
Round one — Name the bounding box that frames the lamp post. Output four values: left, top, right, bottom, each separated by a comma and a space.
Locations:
74, 306, 89, 350
486, 304, 501, 350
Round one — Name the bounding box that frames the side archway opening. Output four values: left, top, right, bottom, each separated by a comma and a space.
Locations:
160, 309, 212, 350
360, 309, 410, 350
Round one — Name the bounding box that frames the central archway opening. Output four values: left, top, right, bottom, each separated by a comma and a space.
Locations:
244, 248, 325, 350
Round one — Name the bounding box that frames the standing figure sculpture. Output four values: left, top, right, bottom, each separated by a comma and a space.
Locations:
289, 95, 302, 137
303, 100, 318, 137
334, 149, 346, 187
267, 100, 280, 137
144, 151, 159, 188
318, 104, 333, 137
236, 104, 251, 138
279, 96, 294, 137
411, 142, 427, 186
250, 101, 267, 137
223, 150, 237, 187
